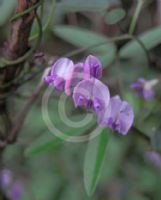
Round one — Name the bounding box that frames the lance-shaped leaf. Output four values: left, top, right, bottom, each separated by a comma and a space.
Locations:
84, 128, 110, 196
53, 25, 116, 66
120, 26, 161, 58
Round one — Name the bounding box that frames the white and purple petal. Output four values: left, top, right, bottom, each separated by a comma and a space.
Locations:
51, 58, 74, 80
84, 55, 102, 79
130, 77, 157, 101
73, 78, 110, 115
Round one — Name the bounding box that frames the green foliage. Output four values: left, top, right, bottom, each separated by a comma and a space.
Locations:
57, 0, 119, 12
84, 129, 110, 196
54, 25, 116, 66
25, 126, 92, 156
0, 0, 17, 26
104, 8, 126, 25
120, 26, 161, 58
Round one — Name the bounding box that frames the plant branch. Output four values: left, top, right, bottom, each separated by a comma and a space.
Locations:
7, 81, 44, 145
0, 0, 41, 144
129, 0, 144, 34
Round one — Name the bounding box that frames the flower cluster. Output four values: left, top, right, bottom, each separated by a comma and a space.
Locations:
0, 169, 23, 200
44, 55, 134, 135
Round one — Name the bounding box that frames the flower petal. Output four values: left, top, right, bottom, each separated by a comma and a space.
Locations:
9, 182, 23, 200
84, 55, 102, 79
143, 89, 154, 101
101, 96, 134, 135
73, 78, 110, 115
65, 62, 84, 96
130, 77, 156, 101
51, 57, 75, 80
53, 77, 65, 91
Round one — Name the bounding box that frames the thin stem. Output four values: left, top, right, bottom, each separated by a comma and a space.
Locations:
65, 34, 131, 57
131, 35, 151, 67
64, 34, 150, 66
29, 0, 57, 41
132, 126, 150, 144
6, 81, 44, 144
129, 0, 144, 35
40, 0, 44, 20
10, 1, 41, 21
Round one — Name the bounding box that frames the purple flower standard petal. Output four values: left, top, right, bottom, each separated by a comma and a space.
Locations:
73, 78, 110, 116
130, 78, 158, 101
101, 96, 134, 135
50, 58, 74, 79
44, 58, 75, 95
84, 55, 102, 79
0, 169, 12, 188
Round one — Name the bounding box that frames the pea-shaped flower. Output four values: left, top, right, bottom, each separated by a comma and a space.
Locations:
130, 78, 158, 101
101, 96, 134, 135
73, 78, 110, 116
44, 58, 75, 95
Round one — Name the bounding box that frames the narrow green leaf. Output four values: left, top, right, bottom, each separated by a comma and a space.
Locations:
53, 25, 116, 66
25, 134, 63, 156
120, 26, 161, 58
25, 123, 95, 156
105, 8, 126, 25
84, 128, 110, 196
57, 0, 119, 12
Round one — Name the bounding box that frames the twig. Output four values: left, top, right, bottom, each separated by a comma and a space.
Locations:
0, 0, 41, 145
129, 0, 144, 34
6, 81, 44, 144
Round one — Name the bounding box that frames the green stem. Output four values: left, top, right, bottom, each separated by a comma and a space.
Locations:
65, 34, 131, 57
10, 1, 41, 21
129, 0, 144, 35
64, 34, 150, 65
29, 0, 57, 41
40, 0, 44, 20
131, 35, 151, 67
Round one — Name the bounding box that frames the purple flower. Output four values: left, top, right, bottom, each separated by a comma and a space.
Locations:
44, 55, 102, 96
130, 78, 158, 101
9, 182, 23, 200
84, 55, 102, 79
73, 78, 110, 114
145, 150, 161, 169
73, 79, 134, 135
0, 169, 12, 188
100, 96, 134, 135
44, 55, 134, 135
44, 57, 75, 95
